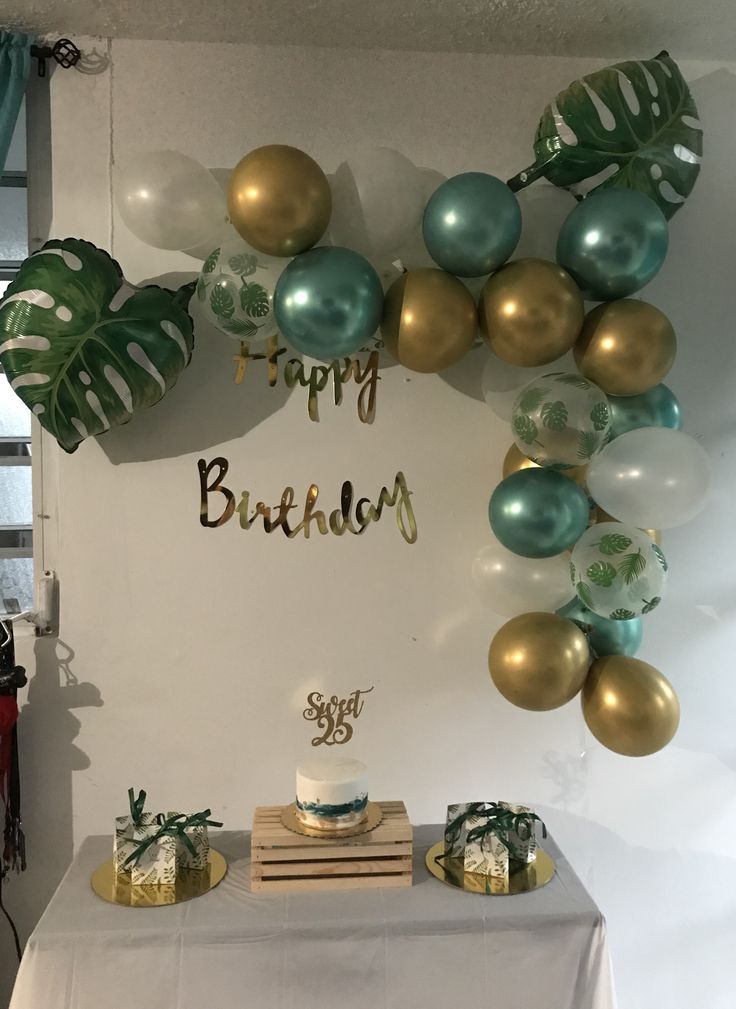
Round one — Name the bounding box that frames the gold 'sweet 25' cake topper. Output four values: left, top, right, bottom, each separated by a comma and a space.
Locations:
303, 687, 374, 746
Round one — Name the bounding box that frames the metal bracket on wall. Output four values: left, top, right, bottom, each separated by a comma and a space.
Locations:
30, 39, 81, 78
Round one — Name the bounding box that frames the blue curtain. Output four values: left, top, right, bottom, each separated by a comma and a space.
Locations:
0, 31, 31, 180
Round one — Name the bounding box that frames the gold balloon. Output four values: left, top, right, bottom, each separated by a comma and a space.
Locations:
488, 612, 590, 712
381, 268, 477, 373
582, 656, 680, 756
479, 259, 584, 366
503, 444, 588, 488
227, 144, 331, 257
574, 299, 676, 396
593, 506, 661, 545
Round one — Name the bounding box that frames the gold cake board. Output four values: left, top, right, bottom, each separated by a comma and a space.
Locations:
251, 801, 412, 892
91, 850, 227, 907
425, 840, 555, 895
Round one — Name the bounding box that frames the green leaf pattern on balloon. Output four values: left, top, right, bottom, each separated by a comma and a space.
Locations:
218, 317, 260, 339
619, 549, 647, 584
528, 51, 702, 219
586, 561, 617, 587
228, 253, 258, 277
590, 402, 610, 431
577, 430, 601, 460
541, 400, 568, 431
513, 414, 538, 445
196, 276, 208, 302
517, 386, 549, 413
651, 543, 668, 572
569, 561, 576, 584
202, 248, 220, 274
641, 596, 661, 613
0, 238, 194, 454
210, 283, 235, 319
240, 282, 269, 318
610, 608, 637, 620
598, 532, 632, 555
576, 581, 594, 609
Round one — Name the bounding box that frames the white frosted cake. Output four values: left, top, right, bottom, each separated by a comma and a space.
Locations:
295, 757, 368, 831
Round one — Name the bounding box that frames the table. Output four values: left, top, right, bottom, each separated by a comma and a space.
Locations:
10, 826, 616, 1009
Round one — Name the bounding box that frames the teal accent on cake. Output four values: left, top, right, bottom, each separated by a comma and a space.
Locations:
295, 795, 368, 819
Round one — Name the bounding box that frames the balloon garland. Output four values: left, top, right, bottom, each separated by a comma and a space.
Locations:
0, 51, 709, 757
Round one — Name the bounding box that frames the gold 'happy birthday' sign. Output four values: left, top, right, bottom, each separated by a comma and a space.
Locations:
198, 458, 418, 543
233, 335, 380, 423
303, 687, 374, 745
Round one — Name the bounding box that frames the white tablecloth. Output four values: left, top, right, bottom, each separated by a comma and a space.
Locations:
10, 826, 615, 1009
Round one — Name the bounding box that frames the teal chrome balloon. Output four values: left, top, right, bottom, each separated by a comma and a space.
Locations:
557, 598, 642, 657
608, 384, 682, 440
489, 469, 590, 559
422, 172, 521, 277
556, 189, 669, 300
273, 246, 383, 359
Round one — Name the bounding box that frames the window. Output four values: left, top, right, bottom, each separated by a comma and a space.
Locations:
0, 101, 33, 616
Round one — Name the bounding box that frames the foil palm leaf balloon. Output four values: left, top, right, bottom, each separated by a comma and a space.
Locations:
0, 238, 195, 453
508, 51, 702, 219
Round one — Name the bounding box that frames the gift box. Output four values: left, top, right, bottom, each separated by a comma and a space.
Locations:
113, 788, 221, 885
498, 801, 538, 865
443, 801, 546, 882
113, 789, 162, 875
165, 811, 210, 871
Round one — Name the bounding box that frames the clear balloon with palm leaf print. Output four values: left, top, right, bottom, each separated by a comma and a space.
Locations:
196, 238, 288, 343
569, 522, 668, 620
511, 371, 610, 468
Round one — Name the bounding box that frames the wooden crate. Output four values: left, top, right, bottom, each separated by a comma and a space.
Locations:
250, 801, 413, 892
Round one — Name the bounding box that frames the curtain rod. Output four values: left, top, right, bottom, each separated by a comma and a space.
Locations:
30, 38, 81, 77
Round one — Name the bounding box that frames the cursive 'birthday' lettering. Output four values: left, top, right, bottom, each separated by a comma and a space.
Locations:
198, 457, 418, 544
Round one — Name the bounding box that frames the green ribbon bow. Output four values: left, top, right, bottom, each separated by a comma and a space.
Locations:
123, 808, 223, 869
464, 803, 547, 852
127, 788, 148, 826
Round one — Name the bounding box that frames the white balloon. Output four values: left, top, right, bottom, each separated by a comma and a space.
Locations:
185, 168, 241, 258
115, 150, 227, 251
587, 428, 711, 529
328, 147, 425, 257
481, 350, 576, 422
472, 541, 574, 617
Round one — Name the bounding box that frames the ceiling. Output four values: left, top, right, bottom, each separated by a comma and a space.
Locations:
3, 0, 735, 61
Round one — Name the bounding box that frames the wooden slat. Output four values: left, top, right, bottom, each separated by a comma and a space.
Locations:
250, 801, 413, 893
253, 857, 412, 879
251, 873, 412, 893
253, 842, 413, 862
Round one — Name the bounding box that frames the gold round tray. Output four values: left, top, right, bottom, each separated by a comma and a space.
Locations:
281, 801, 383, 838
91, 850, 227, 907
425, 841, 555, 895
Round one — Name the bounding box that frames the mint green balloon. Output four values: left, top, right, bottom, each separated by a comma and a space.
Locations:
273, 246, 383, 360
557, 598, 642, 657
489, 469, 590, 558
608, 384, 682, 440
556, 189, 668, 300
422, 173, 521, 277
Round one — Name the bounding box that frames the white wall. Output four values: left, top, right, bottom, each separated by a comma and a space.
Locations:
3, 38, 736, 1009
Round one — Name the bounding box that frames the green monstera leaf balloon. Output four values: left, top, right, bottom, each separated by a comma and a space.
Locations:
509, 51, 702, 219
0, 238, 195, 453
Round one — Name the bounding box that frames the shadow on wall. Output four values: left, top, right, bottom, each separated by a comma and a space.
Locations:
1, 637, 102, 1002
99, 272, 300, 465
